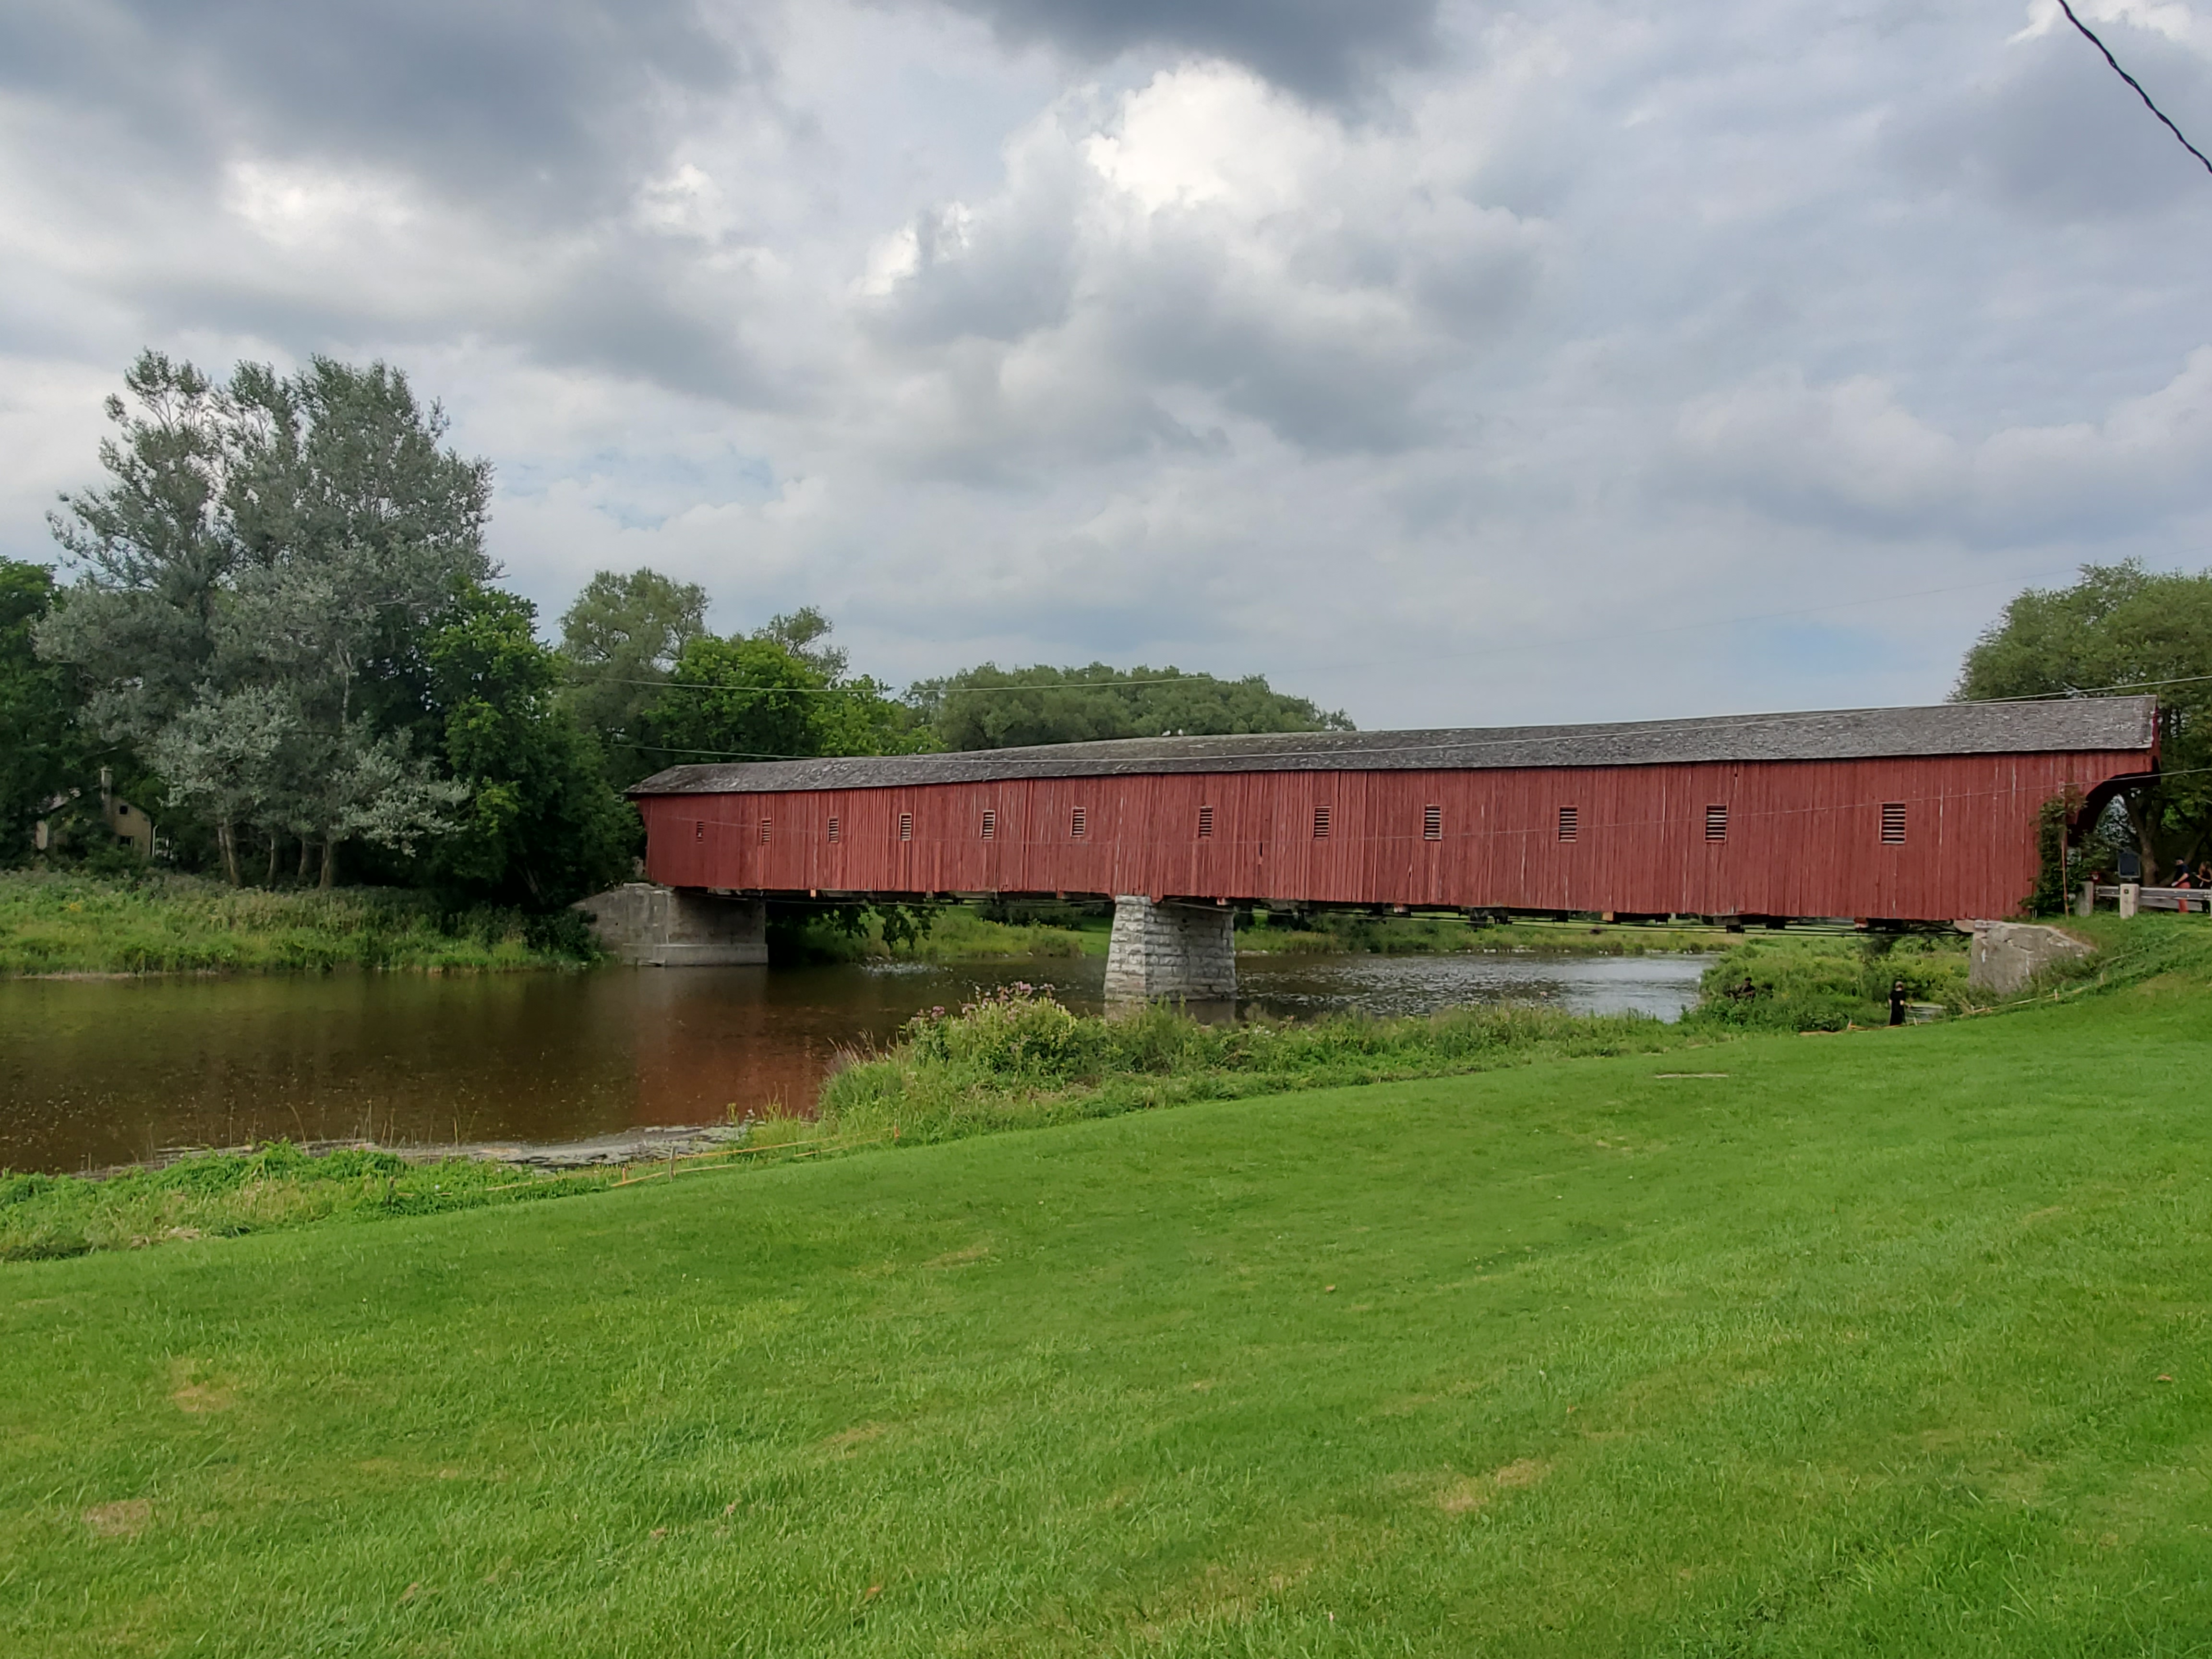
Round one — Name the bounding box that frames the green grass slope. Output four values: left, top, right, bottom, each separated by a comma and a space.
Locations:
5, 938, 2210, 1655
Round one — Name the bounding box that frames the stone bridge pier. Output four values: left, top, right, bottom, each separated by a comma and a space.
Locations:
574, 884, 767, 966
1104, 896, 1237, 1003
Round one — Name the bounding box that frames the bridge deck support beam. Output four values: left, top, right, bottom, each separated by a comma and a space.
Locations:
1104, 896, 1237, 1003
575, 883, 767, 965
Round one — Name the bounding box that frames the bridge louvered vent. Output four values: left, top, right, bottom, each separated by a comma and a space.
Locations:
1706, 804, 1727, 842
1198, 805, 1213, 840
827, 816, 841, 843
1881, 803, 1907, 844
899, 812, 913, 842
759, 818, 771, 844
1071, 807, 1087, 838
695, 820, 705, 842
1313, 806, 1331, 840
980, 809, 996, 840
1558, 805, 1578, 842
1423, 805, 1442, 841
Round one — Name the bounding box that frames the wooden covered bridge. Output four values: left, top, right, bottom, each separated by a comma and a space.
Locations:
617, 697, 2158, 997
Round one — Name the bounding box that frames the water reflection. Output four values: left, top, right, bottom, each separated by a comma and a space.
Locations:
0, 950, 1710, 1173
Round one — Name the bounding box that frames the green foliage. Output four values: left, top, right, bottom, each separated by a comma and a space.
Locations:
425, 587, 635, 906
556, 568, 709, 787
1958, 560, 2212, 878
0, 870, 598, 975
0, 559, 87, 859
1236, 910, 1729, 956
0, 1142, 597, 1262
1685, 933, 1969, 1033
910, 660, 1353, 751
822, 983, 1689, 1143
39, 350, 492, 884
2026, 788, 2085, 917
646, 625, 932, 769
769, 901, 1093, 963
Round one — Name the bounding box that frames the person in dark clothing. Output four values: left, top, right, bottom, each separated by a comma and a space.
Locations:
1888, 979, 1908, 1027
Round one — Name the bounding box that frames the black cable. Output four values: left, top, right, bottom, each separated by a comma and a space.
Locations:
2056, 0, 2212, 178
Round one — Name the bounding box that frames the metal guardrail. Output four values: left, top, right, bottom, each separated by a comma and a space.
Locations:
2082, 883, 2209, 915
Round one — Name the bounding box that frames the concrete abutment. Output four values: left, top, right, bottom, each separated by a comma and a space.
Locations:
574, 883, 767, 966
1104, 896, 1237, 1003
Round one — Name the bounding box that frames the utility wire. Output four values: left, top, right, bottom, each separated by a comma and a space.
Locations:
2056, 0, 2212, 178
618, 678, 2181, 770
605, 568, 2074, 701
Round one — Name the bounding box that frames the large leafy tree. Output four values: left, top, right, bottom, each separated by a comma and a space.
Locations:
645, 613, 930, 770
907, 662, 1354, 752
39, 351, 489, 883
0, 560, 88, 859
1956, 560, 2212, 878
427, 587, 635, 906
557, 567, 710, 788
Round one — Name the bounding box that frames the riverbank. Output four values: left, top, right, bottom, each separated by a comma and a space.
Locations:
1236, 911, 1734, 955
0, 871, 1753, 976
0, 926, 1984, 1258
0, 871, 599, 974
2, 919, 2201, 1653
800, 902, 1741, 964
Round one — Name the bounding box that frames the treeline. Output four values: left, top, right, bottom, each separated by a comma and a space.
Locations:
1, 352, 1351, 905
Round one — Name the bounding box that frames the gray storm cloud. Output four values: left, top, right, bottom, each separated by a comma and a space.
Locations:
914, 0, 1444, 100
5, 0, 2212, 728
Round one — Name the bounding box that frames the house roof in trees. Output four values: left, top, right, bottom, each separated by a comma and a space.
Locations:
629, 696, 2160, 795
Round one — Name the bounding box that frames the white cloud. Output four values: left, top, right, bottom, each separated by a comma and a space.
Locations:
9, 0, 2212, 730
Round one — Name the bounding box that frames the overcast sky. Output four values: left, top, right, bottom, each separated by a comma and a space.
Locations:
6, 0, 2212, 727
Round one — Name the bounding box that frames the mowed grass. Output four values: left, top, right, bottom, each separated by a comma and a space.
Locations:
3, 984, 2211, 1653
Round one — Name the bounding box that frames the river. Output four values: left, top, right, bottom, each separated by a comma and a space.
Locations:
0, 951, 1713, 1174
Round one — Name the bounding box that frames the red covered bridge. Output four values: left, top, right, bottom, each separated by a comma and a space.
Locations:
625, 698, 2157, 995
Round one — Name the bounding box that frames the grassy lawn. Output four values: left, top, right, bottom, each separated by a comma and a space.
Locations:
4, 938, 2209, 1654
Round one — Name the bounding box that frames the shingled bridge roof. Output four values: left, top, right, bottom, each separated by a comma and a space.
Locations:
630, 696, 2160, 797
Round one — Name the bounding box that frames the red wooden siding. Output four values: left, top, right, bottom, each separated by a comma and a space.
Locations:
639, 749, 2147, 922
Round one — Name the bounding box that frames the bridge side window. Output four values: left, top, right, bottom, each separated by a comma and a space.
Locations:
827, 816, 841, 843
1558, 805, 1578, 842
1198, 805, 1214, 840
1706, 804, 1727, 842
981, 808, 996, 840
1881, 803, 1906, 845
1313, 805, 1331, 840
899, 813, 914, 842
1071, 807, 1087, 838
759, 818, 771, 844
1423, 805, 1441, 841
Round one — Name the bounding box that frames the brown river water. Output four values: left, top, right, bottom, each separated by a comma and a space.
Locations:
0, 952, 1711, 1174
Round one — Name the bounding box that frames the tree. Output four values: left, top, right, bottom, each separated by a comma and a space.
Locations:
0, 560, 88, 859
907, 662, 1355, 752
649, 635, 839, 766
644, 613, 932, 771
1956, 560, 2212, 879
141, 687, 298, 886
429, 587, 636, 906
40, 351, 491, 884
557, 567, 709, 787
36, 353, 235, 751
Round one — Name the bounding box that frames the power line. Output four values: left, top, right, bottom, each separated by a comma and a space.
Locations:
600, 568, 2072, 702
2056, 0, 2212, 178
623, 682, 2178, 773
